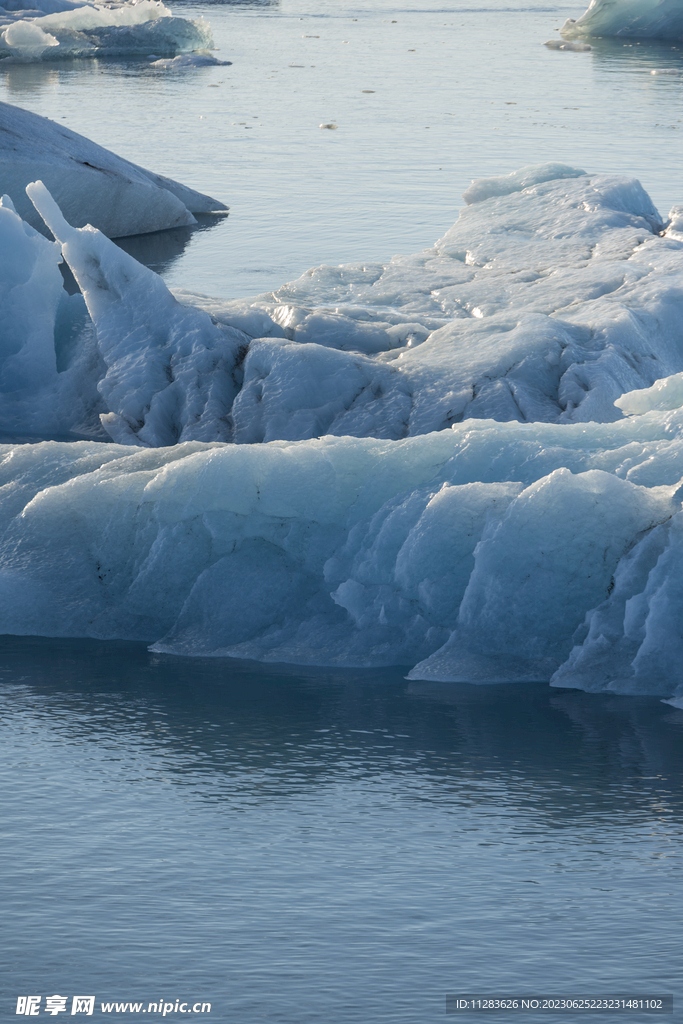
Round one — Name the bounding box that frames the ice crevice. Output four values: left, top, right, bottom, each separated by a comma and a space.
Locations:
3, 165, 683, 694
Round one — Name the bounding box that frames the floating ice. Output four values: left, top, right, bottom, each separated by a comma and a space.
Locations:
150, 53, 231, 68
0, 101, 227, 237
2, 20, 58, 59
562, 0, 683, 41
0, 0, 215, 61
543, 39, 592, 51
2, 166, 683, 694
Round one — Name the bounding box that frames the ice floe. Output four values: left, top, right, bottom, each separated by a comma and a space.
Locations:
562, 0, 683, 41
0, 0, 214, 61
150, 53, 231, 68
0, 101, 227, 237
543, 39, 592, 51
2, 167, 683, 695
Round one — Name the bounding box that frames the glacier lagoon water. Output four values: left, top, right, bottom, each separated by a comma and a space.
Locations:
2, 636, 683, 1021
3, 0, 683, 298
3, 0, 683, 1019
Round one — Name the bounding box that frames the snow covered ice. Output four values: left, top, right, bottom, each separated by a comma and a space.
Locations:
0, 0, 214, 61
5, 165, 683, 697
0, 102, 227, 238
562, 0, 683, 42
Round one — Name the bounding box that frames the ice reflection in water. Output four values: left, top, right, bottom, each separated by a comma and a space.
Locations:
2, 637, 681, 1022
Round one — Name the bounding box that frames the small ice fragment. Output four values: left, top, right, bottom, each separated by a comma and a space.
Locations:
150, 54, 231, 68
544, 39, 592, 50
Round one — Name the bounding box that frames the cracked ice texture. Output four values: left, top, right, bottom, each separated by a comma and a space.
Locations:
4, 167, 683, 695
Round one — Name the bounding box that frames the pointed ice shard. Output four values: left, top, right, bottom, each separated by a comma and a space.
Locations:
28, 180, 246, 447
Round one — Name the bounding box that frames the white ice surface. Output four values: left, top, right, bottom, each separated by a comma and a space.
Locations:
0, 101, 227, 237
3, 167, 683, 693
0, 0, 213, 61
562, 0, 683, 41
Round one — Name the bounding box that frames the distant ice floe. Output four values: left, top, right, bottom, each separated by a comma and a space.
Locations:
543, 39, 592, 51
562, 0, 683, 41
0, 101, 227, 237
150, 53, 231, 68
4, 166, 683, 697
0, 0, 215, 62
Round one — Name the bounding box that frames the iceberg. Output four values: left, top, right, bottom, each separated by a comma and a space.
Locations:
0, 0, 214, 61
0, 101, 227, 237
562, 0, 683, 41
3, 166, 683, 696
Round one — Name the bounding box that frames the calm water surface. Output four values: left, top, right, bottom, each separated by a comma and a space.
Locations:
1, 0, 683, 297
1, 638, 682, 1021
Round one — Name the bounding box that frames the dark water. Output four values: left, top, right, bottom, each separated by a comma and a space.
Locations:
1, 637, 681, 1021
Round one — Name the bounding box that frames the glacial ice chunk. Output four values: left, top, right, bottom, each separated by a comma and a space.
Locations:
0, 100, 227, 237
462, 163, 586, 205
616, 374, 683, 416
3, 167, 683, 692
562, 0, 683, 41
150, 53, 231, 68
27, 180, 245, 446
0, 193, 105, 437
0, 413, 682, 689
2, 20, 58, 58
0, 0, 214, 61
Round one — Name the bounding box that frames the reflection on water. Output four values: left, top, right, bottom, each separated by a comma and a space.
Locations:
1, 637, 681, 1022
113, 213, 229, 275
585, 36, 683, 71
0, 63, 61, 96
3, 637, 682, 816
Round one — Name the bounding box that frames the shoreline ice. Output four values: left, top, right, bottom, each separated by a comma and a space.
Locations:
3, 165, 683, 696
